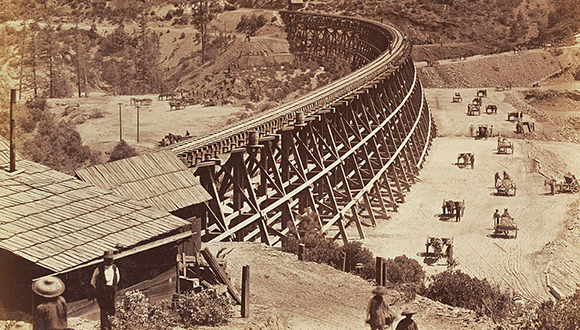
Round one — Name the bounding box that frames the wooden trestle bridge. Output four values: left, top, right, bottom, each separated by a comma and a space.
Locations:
167, 10, 435, 246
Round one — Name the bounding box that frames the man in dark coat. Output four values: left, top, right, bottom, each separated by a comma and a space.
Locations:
395, 310, 419, 330
366, 286, 395, 330
32, 276, 68, 330
91, 250, 120, 330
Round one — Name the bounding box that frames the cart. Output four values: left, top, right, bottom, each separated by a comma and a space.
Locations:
496, 178, 517, 196
452, 92, 463, 103
486, 104, 498, 115
457, 153, 474, 169
477, 89, 488, 97
467, 104, 481, 116
494, 215, 518, 238
425, 237, 454, 263
442, 199, 465, 222
497, 138, 514, 154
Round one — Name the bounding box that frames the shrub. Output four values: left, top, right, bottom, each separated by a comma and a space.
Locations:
424, 270, 514, 320
108, 140, 138, 162
283, 233, 376, 279
341, 241, 375, 279
384, 255, 426, 301
112, 290, 179, 330
175, 290, 232, 326
385, 255, 425, 284
524, 288, 580, 329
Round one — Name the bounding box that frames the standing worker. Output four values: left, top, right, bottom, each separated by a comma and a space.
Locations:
366, 286, 396, 330
91, 250, 120, 330
493, 209, 501, 227
32, 276, 68, 330
395, 310, 419, 330
454, 201, 462, 222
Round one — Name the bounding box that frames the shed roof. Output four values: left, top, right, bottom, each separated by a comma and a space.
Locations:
289, 0, 304, 4
76, 151, 211, 213
0, 135, 23, 170
0, 160, 191, 273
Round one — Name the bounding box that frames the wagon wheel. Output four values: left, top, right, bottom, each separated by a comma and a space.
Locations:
572, 183, 580, 193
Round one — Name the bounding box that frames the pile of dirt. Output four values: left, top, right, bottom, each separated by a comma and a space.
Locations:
418, 51, 561, 88
504, 91, 580, 144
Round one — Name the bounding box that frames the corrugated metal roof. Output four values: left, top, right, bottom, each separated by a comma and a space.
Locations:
0, 135, 23, 170
75, 151, 211, 212
0, 160, 191, 273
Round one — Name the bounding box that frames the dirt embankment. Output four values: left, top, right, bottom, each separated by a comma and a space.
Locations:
418, 51, 562, 88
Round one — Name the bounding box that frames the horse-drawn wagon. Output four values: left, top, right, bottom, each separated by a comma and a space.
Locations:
442, 199, 465, 222
494, 214, 518, 238
425, 237, 453, 263
495, 175, 517, 196
452, 92, 463, 103
477, 89, 488, 97
497, 137, 514, 154
545, 173, 580, 194
485, 104, 498, 115
467, 104, 481, 116
457, 153, 474, 169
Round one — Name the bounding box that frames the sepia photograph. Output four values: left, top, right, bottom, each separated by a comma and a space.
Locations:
0, 0, 579, 329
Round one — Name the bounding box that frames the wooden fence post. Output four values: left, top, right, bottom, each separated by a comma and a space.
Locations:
382, 262, 388, 285
298, 243, 305, 261
241, 265, 250, 318
342, 252, 347, 272
376, 257, 384, 286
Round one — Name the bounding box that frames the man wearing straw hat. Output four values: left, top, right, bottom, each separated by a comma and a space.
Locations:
366, 286, 396, 330
395, 310, 419, 330
90, 250, 120, 330
32, 275, 68, 330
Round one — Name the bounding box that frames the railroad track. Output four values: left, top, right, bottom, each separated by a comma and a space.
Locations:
168, 11, 409, 162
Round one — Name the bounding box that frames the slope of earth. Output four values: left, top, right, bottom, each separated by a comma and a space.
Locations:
360, 88, 580, 306
200, 242, 496, 330
1, 242, 496, 330
417, 50, 562, 88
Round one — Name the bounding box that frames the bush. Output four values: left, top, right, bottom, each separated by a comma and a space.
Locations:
283, 233, 376, 280
113, 289, 232, 329
384, 255, 426, 301
524, 288, 580, 329
108, 140, 138, 162
424, 270, 514, 320
175, 290, 232, 326
385, 255, 425, 284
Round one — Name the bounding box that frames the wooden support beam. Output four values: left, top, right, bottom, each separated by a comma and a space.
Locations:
201, 248, 241, 305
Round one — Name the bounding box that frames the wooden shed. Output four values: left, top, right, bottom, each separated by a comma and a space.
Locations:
76, 150, 212, 219
0, 159, 196, 314
288, 0, 304, 11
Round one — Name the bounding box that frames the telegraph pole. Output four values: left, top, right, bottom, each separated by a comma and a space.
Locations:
118, 103, 122, 141
9, 89, 16, 172
136, 104, 140, 143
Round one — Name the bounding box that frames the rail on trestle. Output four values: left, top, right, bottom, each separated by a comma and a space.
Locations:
168, 11, 435, 246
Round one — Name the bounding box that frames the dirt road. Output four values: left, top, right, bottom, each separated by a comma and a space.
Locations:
361, 88, 580, 304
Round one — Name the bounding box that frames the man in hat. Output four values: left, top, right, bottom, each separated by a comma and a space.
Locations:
32, 276, 67, 330
395, 310, 419, 330
366, 286, 396, 330
91, 250, 120, 330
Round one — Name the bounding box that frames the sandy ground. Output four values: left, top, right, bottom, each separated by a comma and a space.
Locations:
48, 94, 243, 157
360, 88, 580, 304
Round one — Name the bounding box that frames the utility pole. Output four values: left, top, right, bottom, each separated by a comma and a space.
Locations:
136, 104, 140, 143
118, 102, 122, 141
9, 89, 16, 172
